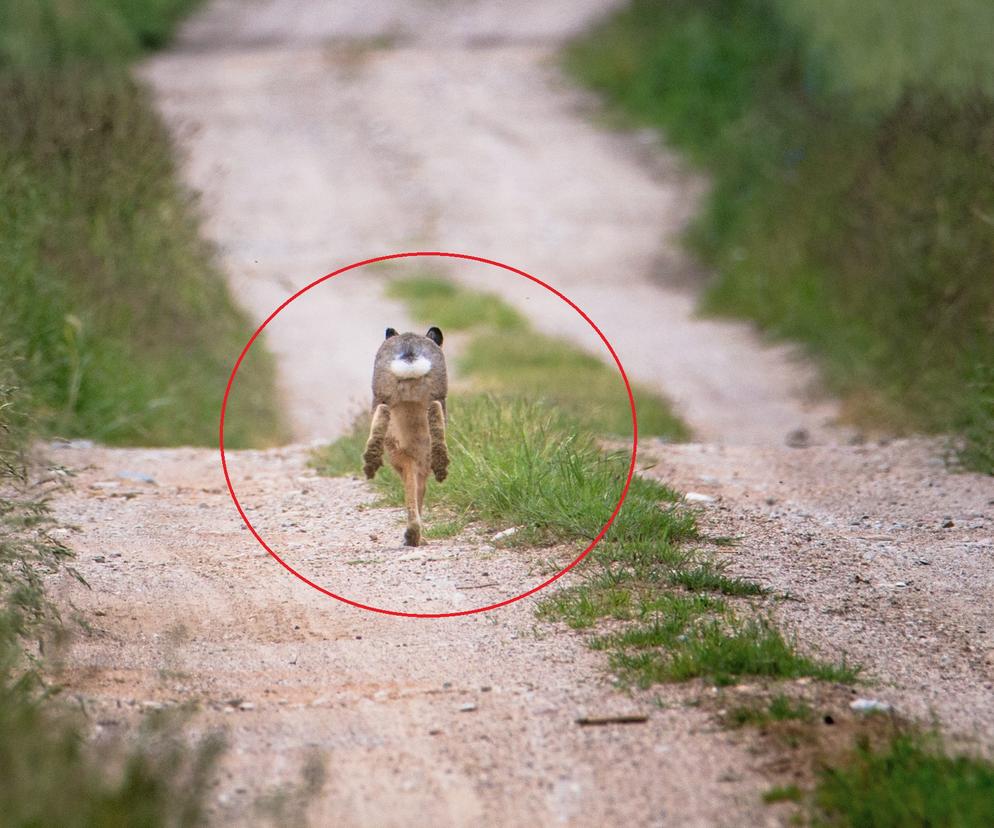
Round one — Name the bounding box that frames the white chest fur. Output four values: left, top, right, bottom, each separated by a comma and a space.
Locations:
390, 356, 432, 379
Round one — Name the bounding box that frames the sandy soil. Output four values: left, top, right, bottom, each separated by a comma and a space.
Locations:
44, 0, 994, 825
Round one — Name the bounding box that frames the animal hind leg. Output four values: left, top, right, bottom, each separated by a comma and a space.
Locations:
401, 460, 423, 547
428, 400, 449, 483
362, 404, 391, 479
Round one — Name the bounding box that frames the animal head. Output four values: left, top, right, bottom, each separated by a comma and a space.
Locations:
382, 327, 443, 378
372, 327, 447, 404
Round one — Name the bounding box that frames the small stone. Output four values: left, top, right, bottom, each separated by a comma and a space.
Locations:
684, 492, 715, 504
238, 701, 255, 711
458, 702, 477, 713
117, 471, 157, 485
785, 428, 811, 448
941, 519, 955, 528
851, 698, 892, 713
491, 527, 519, 542
93, 556, 106, 563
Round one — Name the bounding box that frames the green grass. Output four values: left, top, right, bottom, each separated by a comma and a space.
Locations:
387, 276, 689, 439
814, 732, 994, 827
316, 276, 851, 692
317, 398, 846, 692
0, 678, 225, 828
762, 784, 802, 804
566, 0, 994, 472
0, 0, 284, 447
386, 276, 528, 333
668, 561, 767, 596
0, 2, 251, 823
727, 694, 813, 728
607, 618, 857, 688
314, 393, 689, 547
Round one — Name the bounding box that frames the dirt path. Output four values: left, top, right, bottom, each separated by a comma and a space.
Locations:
50, 443, 778, 826
45, 0, 993, 825
142, 0, 838, 445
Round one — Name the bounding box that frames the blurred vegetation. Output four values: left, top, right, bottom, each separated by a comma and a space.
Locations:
567, 0, 994, 472
813, 731, 994, 827
1, 363, 225, 827
0, 0, 284, 447
0, 2, 250, 824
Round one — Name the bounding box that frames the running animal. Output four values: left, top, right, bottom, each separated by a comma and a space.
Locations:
362, 327, 449, 546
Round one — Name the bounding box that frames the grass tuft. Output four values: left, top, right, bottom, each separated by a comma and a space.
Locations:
313, 394, 689, 548
727, 694, 813, 729
610, 618, 857, 689
814, 732, 994, 827
762, 784, 802, 804
669, 561, 766, 596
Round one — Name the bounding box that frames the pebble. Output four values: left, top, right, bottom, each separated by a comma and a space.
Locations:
684, 492, 715, 504
850, 698, 892, 713
238, 701, 255, 711
117, 471, 157, 484
458, 702, 477, 712
491, 527, 519, 542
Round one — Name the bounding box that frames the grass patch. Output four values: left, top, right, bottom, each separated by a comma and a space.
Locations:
762, 784, 802, 804
317, 278, 847, 695
814, 732, 994, 827
566, 0, 994, 471
0, 0, 284, 447
387, 275, 688, 439
669, 561, 766, 596
727, 694, 813, 729
386, 276, 527, 333
608, 618, 857, 688
314, 393, 689, 547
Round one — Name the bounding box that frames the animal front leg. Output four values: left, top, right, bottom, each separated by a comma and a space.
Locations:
428, 400, 449, 483
362, 404, 391, 479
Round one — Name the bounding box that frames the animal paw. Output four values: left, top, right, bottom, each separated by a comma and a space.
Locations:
403, 526, 422, 547
362, 453, 381, 479
431, 446, 449, 483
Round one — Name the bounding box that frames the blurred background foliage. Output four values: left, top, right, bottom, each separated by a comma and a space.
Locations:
568, 0, 994, 472
0, 0, 284, 448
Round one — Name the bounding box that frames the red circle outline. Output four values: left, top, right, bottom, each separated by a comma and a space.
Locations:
219, 252, 638, 618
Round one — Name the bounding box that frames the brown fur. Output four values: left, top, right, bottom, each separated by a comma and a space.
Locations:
362, 328, 448, 546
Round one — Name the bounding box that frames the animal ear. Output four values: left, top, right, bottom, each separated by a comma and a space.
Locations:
385, 327, 398, 339
426, 326, 443, 347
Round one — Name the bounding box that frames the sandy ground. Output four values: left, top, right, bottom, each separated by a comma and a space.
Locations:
44, 0, 994, 825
